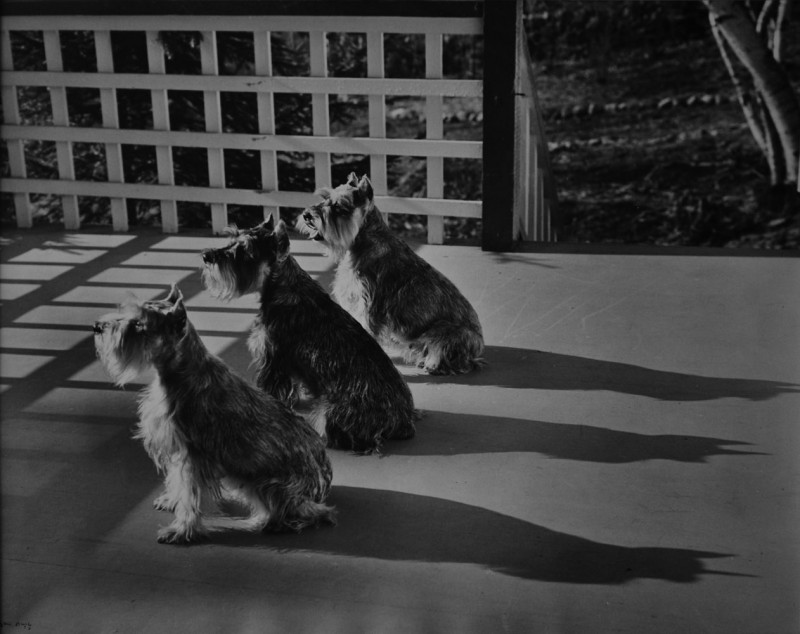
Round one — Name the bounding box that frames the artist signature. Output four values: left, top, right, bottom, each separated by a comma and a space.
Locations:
1, 623, 32, 631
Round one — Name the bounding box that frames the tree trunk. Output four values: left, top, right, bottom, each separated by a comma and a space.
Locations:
709, 15, 767, 153
704, 0, 800, 185
773, 0, 791, 63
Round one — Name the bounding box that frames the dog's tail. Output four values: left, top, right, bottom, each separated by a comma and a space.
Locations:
205, 481, 336, 534
386, 411, 418, 444
204, 514, 271, 534
420, 324, 485, 375
282, 500, 338, 532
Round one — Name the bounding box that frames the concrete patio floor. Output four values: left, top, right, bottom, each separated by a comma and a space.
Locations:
1, 227, 798, 633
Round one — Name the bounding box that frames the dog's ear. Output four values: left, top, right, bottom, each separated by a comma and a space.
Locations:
357, 174, 374, 202
165, 283, 183, 304
121, 291, 139, 311
346, 172, 359, 187
274, 219, 290, 261
259, 216, 274, 232
168, 295, 187, 330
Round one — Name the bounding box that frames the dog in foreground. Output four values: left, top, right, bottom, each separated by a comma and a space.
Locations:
201, 218, 418, 454
299, 172, 484, 375
93, 285, 335, 544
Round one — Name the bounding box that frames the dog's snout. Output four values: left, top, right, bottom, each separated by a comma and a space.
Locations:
201, 249, 216, 264
93, 321, 104, 334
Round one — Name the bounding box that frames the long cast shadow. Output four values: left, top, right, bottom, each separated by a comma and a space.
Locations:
405, 346, 799, 402
389, 410, 761, 462
211, 486, 740, 585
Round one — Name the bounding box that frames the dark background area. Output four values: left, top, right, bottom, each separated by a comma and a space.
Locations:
530, 0, 800, 249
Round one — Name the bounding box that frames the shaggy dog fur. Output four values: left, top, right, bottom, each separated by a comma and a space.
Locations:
93, 285, 335, 544
299, 173, 484, 375
201, 219, 418, 454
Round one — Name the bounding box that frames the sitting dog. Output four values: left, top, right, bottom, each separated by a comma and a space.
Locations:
201, 218, 418, 454
298, 172, 485, 375
93, 285, 335, 544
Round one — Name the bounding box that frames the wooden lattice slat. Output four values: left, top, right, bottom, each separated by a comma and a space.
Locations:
425, 32, 445, 245
0, 29, 31, 228
3, 15, 483, 35
3, 70, 483, 98
94, 29, 128, 231
310, 30, 331, 190
0, 125, 481, 158
0, 177, 482, 217
255, 30, 279, 226
146, 30, 178, 233
43, 30, 80, 230
200, 31, 228, 234
364, 31, 388, 224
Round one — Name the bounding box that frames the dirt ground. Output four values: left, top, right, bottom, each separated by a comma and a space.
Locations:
536, 37, 800, 249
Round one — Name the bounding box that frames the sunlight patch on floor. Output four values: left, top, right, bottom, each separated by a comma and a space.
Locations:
15, 305, 116, 327
121, 252, 203, 269
10, 248, 108, 265
0, 353, 57, 379
151, 236, 232, 251
53, 286, 165, 305
0, 283, 40, 300
2, 264, 73, 281
0, 327, 90, 351
88, 268, 194, 286
41, 234, 136, 249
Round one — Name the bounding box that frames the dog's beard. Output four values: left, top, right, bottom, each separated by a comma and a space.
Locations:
95, 327, 151, 386
202, 260, 268, 301
202, 262, 243, 301
327, 211, 363, 259
298, 210, 363, 260
295, 215, 323, 241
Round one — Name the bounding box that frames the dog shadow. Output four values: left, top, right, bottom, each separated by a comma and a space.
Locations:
209, 486, 738, 584
389, 411, 761, 462
404, 346, 799, 402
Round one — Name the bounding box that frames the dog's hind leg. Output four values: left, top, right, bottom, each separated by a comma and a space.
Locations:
257, 362, 299, 406
204, 478, 271, 534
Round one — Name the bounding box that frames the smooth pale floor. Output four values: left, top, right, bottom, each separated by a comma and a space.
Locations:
1, 228, 798, 633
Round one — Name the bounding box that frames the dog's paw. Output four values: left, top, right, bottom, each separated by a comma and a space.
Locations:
153, 494, 176, 512
422, 362, 447, 375
157, 525, 205, 545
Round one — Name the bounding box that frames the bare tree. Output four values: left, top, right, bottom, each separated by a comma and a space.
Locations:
703, 0, 800, 192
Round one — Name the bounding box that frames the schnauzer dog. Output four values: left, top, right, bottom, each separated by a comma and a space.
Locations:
298, 172, 484, 375
201, 218, 418, 454
93, 285, 335, 544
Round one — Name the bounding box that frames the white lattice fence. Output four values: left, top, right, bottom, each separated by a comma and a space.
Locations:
1, 4, 557, 247
1, 14, 485, 243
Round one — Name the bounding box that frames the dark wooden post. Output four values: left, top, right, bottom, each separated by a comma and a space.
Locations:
481, 0, 521, 252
